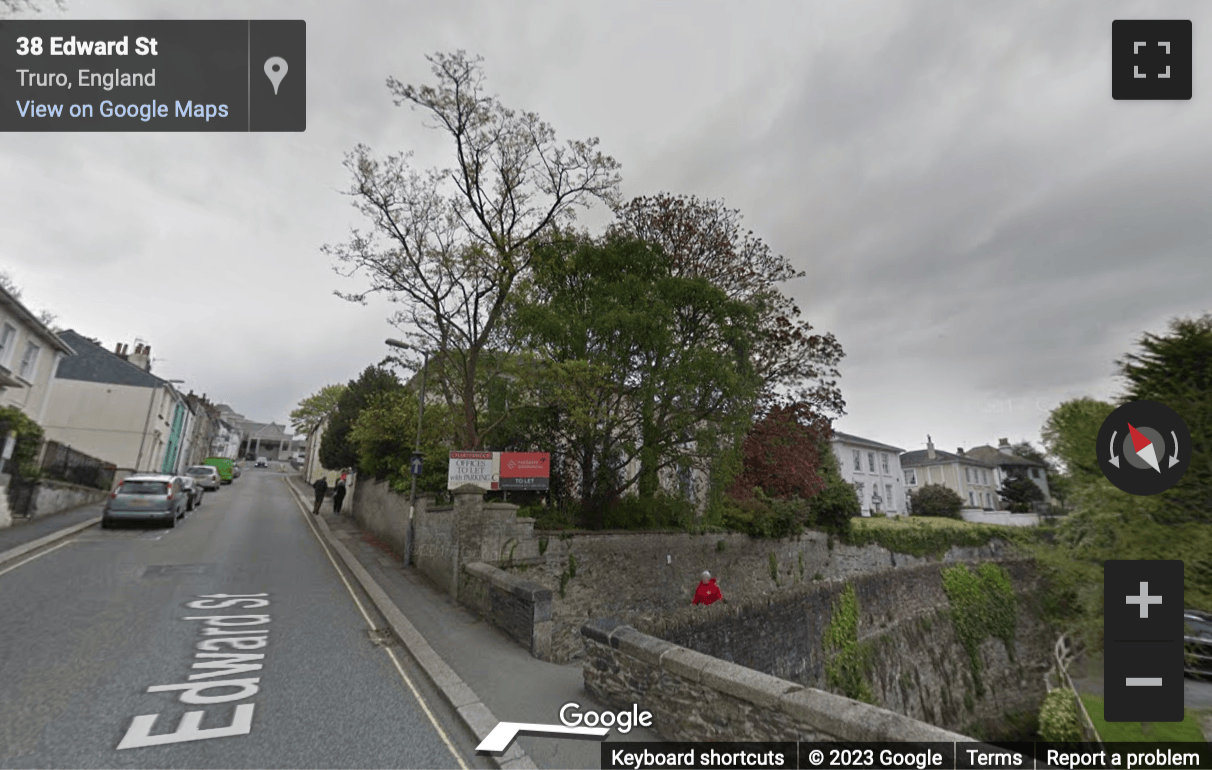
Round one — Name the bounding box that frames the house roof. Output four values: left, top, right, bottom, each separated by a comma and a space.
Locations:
900, 448, 997, 468
0, 285, 74, 355
966, 445, 1046, 467
55, 329, 175, 389
830, 430, 905, 453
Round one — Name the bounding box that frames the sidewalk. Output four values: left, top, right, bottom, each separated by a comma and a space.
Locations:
287, 476, 662, 770
0, 502, 101, 564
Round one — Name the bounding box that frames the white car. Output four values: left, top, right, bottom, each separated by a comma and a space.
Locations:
255, 457, 268, 467
185, 465, 221, 491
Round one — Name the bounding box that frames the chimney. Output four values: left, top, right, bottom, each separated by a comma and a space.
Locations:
998, 438, 1013, 455
926, 435, 936, 460
127, 344, 151, 372
114, 342, 121, 354
957, 448, 965, 456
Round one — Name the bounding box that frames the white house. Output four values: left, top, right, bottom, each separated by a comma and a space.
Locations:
0, 284, 75, 425
830, 430, 907, 516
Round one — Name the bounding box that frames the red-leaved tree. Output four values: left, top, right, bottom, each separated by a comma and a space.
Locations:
730, 402, 832, 500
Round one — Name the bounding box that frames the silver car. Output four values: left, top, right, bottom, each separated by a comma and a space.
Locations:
102, 474, 187, 529
185, 464, 222, 491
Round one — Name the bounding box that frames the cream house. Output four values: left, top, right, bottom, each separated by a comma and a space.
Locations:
829, 430, 907, 516
966, 439, 1051, 510
41, 330, 189, 479
0, 284, 75, 425
900, 436, 1000, 511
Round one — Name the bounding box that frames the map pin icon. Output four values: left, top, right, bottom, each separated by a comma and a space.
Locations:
264, 57, 288, 95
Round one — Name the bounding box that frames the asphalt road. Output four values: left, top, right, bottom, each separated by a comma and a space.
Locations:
0, 466, 487, 769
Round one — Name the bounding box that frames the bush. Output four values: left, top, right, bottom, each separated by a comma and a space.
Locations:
910, 484, 965, 519
601, 494, 695, 530
0, 405, 44, 477
1038, 688, 1083, 743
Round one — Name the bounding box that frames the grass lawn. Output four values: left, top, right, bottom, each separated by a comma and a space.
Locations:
1080, 693, 1207, 742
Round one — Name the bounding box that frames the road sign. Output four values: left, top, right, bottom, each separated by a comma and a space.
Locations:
410, 454, 423, 477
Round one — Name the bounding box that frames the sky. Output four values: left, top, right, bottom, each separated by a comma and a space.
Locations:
4, 0, 1210, 456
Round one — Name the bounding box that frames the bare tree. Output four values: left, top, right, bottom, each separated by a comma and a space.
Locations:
324, 51, 621, 449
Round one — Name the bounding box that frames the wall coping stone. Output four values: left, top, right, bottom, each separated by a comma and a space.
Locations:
582, 617, 624, 646
466, 561, 551, 603
700, 660, 802, 709
613, 626, 675, 666
659, 646, 713, 683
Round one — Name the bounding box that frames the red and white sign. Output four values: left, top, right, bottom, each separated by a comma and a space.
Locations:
499, 452, 550, 490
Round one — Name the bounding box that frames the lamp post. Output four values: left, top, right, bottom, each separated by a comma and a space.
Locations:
135, 378, 183, 473
386, 338, 428, 566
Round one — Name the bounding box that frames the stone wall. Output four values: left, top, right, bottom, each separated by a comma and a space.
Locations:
527, 530, 1013, 664
349, 476, 412, 561
29, 479, 108, 518
641, 559, 1049, 739
460, 562, 554, 660
582, 618, 973, 743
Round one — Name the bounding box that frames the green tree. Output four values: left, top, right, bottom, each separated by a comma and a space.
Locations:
1116, 313, 1212, 523
909, 483, 964, 519
510, 232, 762, 526
319, 366, 403, 472
324, 51, 622, 450
997, 468, 1044, 512
612, 193, 846, 419
1041, 398, 1114, 483
290, 384, 347, 436
1010, 440, 1069, 511
807, 433, 858, 537
348, 390, 457, 494
0, 405, 44, 477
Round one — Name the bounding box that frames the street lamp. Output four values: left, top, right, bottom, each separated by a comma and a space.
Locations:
135, 378, 183, 473
386, 338, 429, 566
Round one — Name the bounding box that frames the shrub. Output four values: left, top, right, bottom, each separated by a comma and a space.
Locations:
910, 484, 965, 519
1038, 688, 1083, 743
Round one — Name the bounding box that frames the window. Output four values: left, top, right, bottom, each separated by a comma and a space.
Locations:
885, 484, 893, 509
904, 469, 916, 486
1032, 468, 1040, 479
968, 491, 976, 506
881, 453, 889, 473
985, 492, 993, 508
0, 323, 14, 365
17, 341, 39, 380
852, 450, 861, 471
868, 452, 875, 472
965, 467, 971, 483
982, 469, 989, 486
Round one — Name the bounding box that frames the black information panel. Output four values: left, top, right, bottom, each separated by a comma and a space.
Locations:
1103, 560, 1184, 722
0, 20, 305, 131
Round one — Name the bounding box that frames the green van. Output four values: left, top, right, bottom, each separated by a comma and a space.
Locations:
202, 457, 235, 484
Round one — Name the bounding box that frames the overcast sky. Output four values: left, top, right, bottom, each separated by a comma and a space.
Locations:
5, 0, 1210, 457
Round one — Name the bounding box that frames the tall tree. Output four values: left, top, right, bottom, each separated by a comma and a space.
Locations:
510, 232, 761, 525
319, 366, 403, 472
1040, 398, 1115, 483
323, 51, 622, 450
1010, 440, 1069, 511
1116, 313, 1212, 523
612, 194, 845, 419
997, 468, 1045, 512
729, 401, 831, 501
290, 384, 348, 436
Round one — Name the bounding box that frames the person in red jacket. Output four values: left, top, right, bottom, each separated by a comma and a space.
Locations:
693, 570, 723, 605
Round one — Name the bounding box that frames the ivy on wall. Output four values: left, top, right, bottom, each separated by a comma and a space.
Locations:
0, 405, 44, 477
942, 562, 1018, 698
823, 583, 876, 704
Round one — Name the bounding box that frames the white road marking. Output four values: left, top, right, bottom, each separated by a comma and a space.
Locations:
0, 539, 73, 577
284, 478, 468, 770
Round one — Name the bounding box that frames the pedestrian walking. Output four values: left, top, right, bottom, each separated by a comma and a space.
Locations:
693, 570, 723, 606
332, 474, 347, 515
312, 476, 328, 515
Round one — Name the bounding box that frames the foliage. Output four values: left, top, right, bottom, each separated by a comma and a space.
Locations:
942, 563, 1018, 697
611, 193, 846, 418
319, 366, 403, 472
730, 401, 830, 501
1038, 689, 1083, 743
1041, 398, 1114, 482
347, 389, 457, 493
997, 468, 1045, 512
1010, 441, 1069, 510
600, 493, 696, 530
807, 435, 858, 538
1115, 313, 1212, 523
909, 483, 965, 519
823, 583, 875, 704
510, 231, 762, 527
847, 516, 1033, 559
290, 384, 347, 436
0, 405, 44, 477
324, 51, 622, 450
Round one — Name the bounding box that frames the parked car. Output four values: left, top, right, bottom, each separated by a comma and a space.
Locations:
255, 457, 268, 467
180, 476, 203, 510
1185, 609, 1212, 679
185, 464, 221, 491
202, 457, 235, 484
102, 474, 186, 529
231, 463, 242, 479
